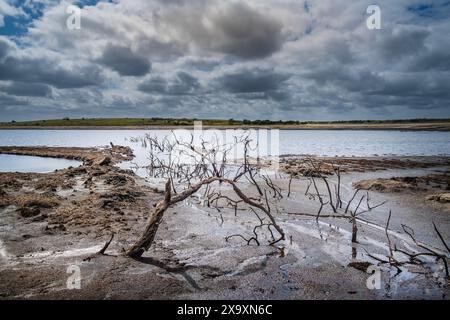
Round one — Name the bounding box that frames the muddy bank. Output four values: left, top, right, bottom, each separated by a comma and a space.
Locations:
353, 173, 450, 212
0, 146, 168, 298
354, 174, 450, 193
0, 145, 133, 166
281, 156, 450, 177
0, 150, 449, 300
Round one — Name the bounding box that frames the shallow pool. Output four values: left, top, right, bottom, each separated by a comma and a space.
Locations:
0, 154, 82, 173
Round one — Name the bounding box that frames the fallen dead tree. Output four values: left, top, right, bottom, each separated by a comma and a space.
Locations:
127, 132, 285, 258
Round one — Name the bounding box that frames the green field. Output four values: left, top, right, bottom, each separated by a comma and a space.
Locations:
1, 117, 450, 128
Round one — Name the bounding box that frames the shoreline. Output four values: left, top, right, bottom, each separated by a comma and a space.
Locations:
1, 123, 450, 131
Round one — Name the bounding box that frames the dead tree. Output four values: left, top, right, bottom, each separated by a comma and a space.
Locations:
125, 138, 450, 278
293, 159, 384, 244
127, 133, 285, 258
290, 158, 449, 277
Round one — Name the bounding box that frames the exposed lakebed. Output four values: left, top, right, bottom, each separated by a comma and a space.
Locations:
0, 132, 449, 299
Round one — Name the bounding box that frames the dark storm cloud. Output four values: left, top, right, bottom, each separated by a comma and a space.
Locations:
169, 72, 200, 94
370, 73, 450, 99
98, 44, 151, 76
379, 27, 430, 61
213, 68, 292, 104
138, 76, 167, 94
182, 57, 222, 72
135, 37, 186, 62
217, 68, 290, 93
0, 38, 11, 59
304, 66, 382, 93
303, 66, 450, 116
0, 56, 103, 88
0, 94, 29, 106
0, 37, 103, 89
410, 50, 450, 72
164, 1, 286, 60
0, 82, 52, 97
206, 2, 284, 59
138, 71, 200, 95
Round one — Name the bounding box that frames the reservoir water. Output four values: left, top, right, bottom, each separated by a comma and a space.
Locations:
0, 129, 449, 172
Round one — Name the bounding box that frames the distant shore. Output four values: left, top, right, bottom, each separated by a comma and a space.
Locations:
1, 122, 450, 131
1, 118, 450, 131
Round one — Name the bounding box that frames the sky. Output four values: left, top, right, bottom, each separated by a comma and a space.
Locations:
0, 0, 449, 121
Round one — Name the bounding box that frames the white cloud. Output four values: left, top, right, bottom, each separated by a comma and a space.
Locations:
0, 0, 23, 27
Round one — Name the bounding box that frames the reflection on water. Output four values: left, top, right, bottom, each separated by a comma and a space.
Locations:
0, 154, 81, 173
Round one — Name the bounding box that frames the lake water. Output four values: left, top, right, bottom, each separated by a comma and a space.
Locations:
0, 154, 82, 173
0, 129, 449, 172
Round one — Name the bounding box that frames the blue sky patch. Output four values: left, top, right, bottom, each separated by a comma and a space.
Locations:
408, 1, 450, 19
0, 0, 108, 36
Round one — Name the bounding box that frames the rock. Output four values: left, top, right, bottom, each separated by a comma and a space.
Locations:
18, 206, 41, 218
427, 193, 450, 203
94, 156, 112, 166
110, 145, 134, 160
348, 261, 372, 272
438, 193, 450, 203
32, 214, 48, 222
354, 179, 412, 193
67, 167, 87, 175
44, 224, 66, 234
101, 199, 115, 209
105, 174, 128, 186
151, 187, 164, 194
101, 190, 143, 203
401, 177, 419, 185
84, 176, 93, 188
91, 169, 105, 177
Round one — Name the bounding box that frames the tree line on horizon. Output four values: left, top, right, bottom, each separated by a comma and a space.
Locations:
1, 117, 449, 127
